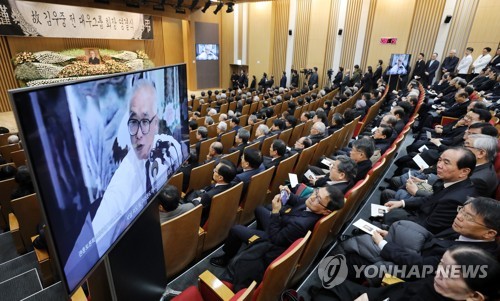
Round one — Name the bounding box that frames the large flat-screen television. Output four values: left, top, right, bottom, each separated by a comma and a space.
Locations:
195, 43, 219, 61
9, 64, 190, 295
386, 53, 412, 75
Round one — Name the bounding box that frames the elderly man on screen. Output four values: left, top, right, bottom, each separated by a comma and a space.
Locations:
91, 79, 182, 256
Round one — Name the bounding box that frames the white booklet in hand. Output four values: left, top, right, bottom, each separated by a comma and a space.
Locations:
418, 144, 429, 153
304, 169, 317, 181
353, 219, 382, 235
288, 173, 299, 188
412, 153, 429, 169
371, 204, 388, 217
321, 158, 333, 167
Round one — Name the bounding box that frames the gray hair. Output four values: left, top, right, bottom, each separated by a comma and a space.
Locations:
249, 115, 258, 123
468, 134, 497, 162
205, 116, 214, 125
217, 122, 227, 131
237, 128, 250, 143
335, 155, 357, 182
312, 121, 326, 134
257, 124, 270, 135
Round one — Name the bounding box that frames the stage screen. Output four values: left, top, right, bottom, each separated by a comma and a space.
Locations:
387, 53, 412, 75
9, 65, 189, 295
195, 43, 219, 61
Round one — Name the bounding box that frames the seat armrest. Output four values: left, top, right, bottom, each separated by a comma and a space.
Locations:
248, 235, 260, 244
8, 213, 19, 231
198, 270, 234, 300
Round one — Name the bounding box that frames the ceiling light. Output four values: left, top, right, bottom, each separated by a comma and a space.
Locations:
201, 0, 211, 13
226, 2, 234, 13
189, 0, 200, 10
213, 1, 223, 14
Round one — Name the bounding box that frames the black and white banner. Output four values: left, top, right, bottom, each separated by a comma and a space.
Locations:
0, 0, 153, 39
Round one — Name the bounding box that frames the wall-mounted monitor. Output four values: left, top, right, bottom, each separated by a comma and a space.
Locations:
9, 64, 190, 295
387, 53, 412, 75
195, 43, 219, 61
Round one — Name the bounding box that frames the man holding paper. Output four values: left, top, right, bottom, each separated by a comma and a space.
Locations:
383, 147, 477, 234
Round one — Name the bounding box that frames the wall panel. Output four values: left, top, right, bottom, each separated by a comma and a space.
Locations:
161, 17, 183, 66
291, 0, 311, 87
360, 0, 377, 69
406, 0, 445, 70
321, 0, 341, 88
305, 0, 331, 87
221, 10, 235, 88
365, 0, 416, 74
443, 0, 479, 61
247, 2, 273, 83
340, 0, 362, 70
0, 37, 18, 112
467, 0, 499, 57
270, 0, 290, 80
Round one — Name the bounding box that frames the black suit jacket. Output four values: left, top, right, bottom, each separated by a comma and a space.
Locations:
313, 178, 351, 194
471, 163, 498, 198
425, 59, 439, 83
333, 71, 343, 86
440, 100, 468, 118
354, 160, 372, 183
228, 142, 248, 156
441, 56, 459, 73
405, 179, 477, 234
373, 66, 382, 81
232, 164, 266, 195
198, 183, 232, 225
263, 155, 287, 170
413, 59, 426, 78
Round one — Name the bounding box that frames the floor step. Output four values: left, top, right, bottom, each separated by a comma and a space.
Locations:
0, 269, 42, 301
0, 231, 18, 264
21, 282, 67, 301
0, 252, 38, 283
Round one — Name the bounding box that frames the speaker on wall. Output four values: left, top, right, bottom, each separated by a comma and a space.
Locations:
289, 29, 292, 36
338, 29, 343, 36
444, 15, 452, 23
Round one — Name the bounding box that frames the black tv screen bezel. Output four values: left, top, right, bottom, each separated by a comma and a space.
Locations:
8, 64, 189, 297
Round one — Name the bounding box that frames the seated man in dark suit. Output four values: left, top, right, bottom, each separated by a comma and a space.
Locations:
338, 196, 500, 283
230, 117, 241, 132
372, 125, 393, 154
231, 148, 265, 194
158, 185, 194, 223
190, 159, 237, 226
464, 134, 498, 198
384, 147, 477, 234
228, 128, 250, 157
288, 136, 312, 156
203, 141, 224, 164
190, 126, 208, 164
252, 124, 270, 147
210, 185, 345, 267
350, 138, 374, 183
307, 121, 327, 145
269, 119, 285, 136
307, 155, 357, 194
328, 113, 344, 135
263, 139, 288, 169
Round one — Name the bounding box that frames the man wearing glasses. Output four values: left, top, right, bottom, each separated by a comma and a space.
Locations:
91, 79, 182, 256
210, 185, 344, 268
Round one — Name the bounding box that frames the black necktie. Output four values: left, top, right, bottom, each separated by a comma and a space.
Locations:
432, 179, 444, 194
145, 160, 152, 192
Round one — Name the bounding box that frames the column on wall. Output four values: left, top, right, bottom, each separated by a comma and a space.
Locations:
405, 0, 445, 70
359, 0, 377, 70
443, 0, 480, 62
0, 37, 18, 112
321, 0, 341, 88
291, 0, 312, 88
270, 0, 290, 83
339, 0, 363, 71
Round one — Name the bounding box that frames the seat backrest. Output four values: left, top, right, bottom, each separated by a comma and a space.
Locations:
268, 154, 298, 199
344, 176, 370, 222
189, 130, 198, 146
278, 128, 292, 146
220, 103, 229, 114
187, 161, 215, 193
238, 167, 275, 225
203, 182, 244, 251
221, 131, 237, 154
290, 211, 338, 285
167, 172, 183, 194
367, 158, 386, 181
250, 102, 259, 114
223, 150, 241, 167
325, 129, 342, 156
310, 136, 330, 165
0, 143, 21, 161
265, 116, 277, 128
260, 134, 278, 157
10, 193, 40, 251
207, 124, 218, 138
232, 281, 257, 301
0, 178, 17, 226
292, 144, 317, 179
241, 104, 250, 116
198, 137, 217, 164
287, 123, 304, 147
229, 101, 237, 113
161, 205, 202, 279
0, 133, 18, 146
253, 232, 310, 301
301, 120, 314, 137
239, 115, 249, 127
243, 142, 260, 152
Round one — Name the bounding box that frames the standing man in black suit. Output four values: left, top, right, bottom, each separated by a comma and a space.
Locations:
440, 49, 459, 75
373, 60, 383, 82
280, 71, 287, 88
384, 147, 477, 234
424, 52, 440, 87
308, 67, 319, 89
333, 67, 344, 88
413, 53, 426, 83
210, 185, 344, 267
190, 159, 237, 226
